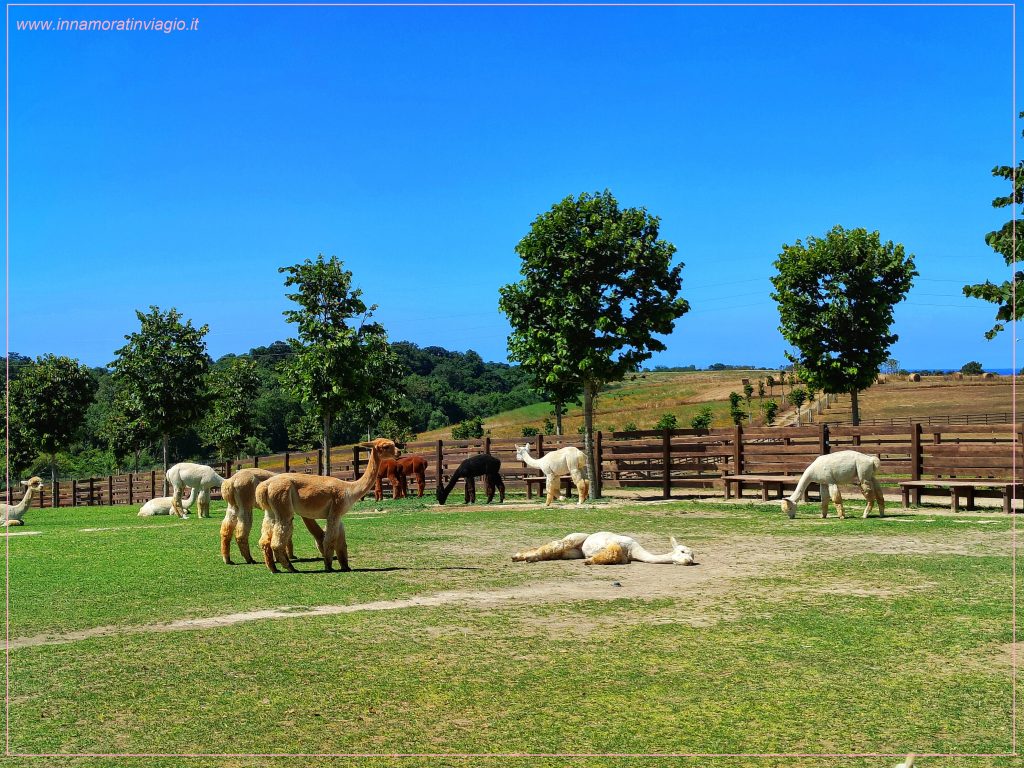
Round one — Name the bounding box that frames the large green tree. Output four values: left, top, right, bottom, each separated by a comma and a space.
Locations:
499, 190, 689, 498
963, 112, 1024, 339
770, 226, 917, 425
110, 306, 211, 487
280, 254, 392, 476
206, 357, 263, 460
13, 354, 98, 491
100, 386, 154, 473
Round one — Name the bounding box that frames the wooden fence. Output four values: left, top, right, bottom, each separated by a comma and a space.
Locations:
10, 423, 1023, 508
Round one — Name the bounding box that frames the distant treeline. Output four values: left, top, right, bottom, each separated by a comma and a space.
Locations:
647, 364, 778, 372
3, 342, 541, 480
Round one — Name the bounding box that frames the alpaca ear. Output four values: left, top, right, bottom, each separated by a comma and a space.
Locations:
357, 441, 374, 449
670, 536, 679, 548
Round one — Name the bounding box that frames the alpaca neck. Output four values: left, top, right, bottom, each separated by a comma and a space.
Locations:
351, 449, 383, 499
519, 450, 546, 471
627, 543, 675, 564
9, 486, 35, 517
787, 466, 816, 504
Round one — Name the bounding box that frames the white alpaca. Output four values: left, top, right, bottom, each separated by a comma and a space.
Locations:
781, 450, 885, 520
515, 444, 590, 505
165, 462, 225, 519
138, 494, 195, 517
1, 477, 43, 527
512, 531, 696, 565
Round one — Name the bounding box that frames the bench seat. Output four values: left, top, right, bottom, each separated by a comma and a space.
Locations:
722, 474, 815, 502
899, 479, 1024, 513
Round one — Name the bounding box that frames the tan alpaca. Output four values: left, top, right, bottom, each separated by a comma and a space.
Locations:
1, 477, 43, 527
222, 468, 327, 564
256, 438, 399, 573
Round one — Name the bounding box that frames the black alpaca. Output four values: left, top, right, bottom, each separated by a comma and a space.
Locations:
436, 454, 505, 504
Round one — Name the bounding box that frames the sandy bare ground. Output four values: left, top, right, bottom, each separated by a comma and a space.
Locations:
9, 521, 1005, 651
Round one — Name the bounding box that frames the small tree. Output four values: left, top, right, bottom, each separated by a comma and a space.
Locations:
883, 357, 901, 376
765, 374, 776, 397
771, 226, 917, 425
761, 399, 780, 425
500, 190, 689, 499
521, 426, 540, 437
623, 420, 638, 432
728, 392, 747, 426
452, 417, 484, 440
789, 387, 808, 425
280, 254, 390, 476
963, 111, 1024, 339
743, 382, 754, 418
654, 413, 678, 430
690, 406, 714, 431
14, 355, 98, 492
111, 306, 210, 488
207, 358, 263, 460
961, 361, 984, 376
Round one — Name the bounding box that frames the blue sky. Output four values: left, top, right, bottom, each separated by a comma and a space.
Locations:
6, 2, 1020, 370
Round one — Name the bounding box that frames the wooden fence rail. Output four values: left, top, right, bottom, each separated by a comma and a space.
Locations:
8, 423, 1022, 508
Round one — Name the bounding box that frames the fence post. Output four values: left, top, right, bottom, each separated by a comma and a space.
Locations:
53, 480, 60, 508
317, 449, 324, 476
435, 440, 443, 487
484, 436, 491, 455
662, 429, 672, 499
595, 430, 603, 496
352, 445, 361, 481
733, 424, 744, 474
225, 459, 232, 478
284, 452, 290, 473
253, 454, 260, 468
107, 475, 113, 505
536, 434, 543, 458
151, 471, 156, 499
71, 479, 78, 507
88, 477, 95, 507
819, 423, 829, 455
128, 473, 134, 505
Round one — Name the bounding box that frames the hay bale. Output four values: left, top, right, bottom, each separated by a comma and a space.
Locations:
953, 372, 964, 380
983, 372, 996, 379
908, 373, 921, 382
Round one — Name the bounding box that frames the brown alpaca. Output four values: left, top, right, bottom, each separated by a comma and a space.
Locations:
256, 438, 398, 573
397, 455, 428, 497
373, 459, 406, 501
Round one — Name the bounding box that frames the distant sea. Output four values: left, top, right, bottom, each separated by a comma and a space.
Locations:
912, 368, 1017, 375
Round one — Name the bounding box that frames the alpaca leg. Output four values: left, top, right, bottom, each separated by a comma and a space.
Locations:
513, 534, 587, 562
584, 543, 629, 565
220, 509, 238, 564
198, 488, 211, 519
335, 520, 350, 572
485, 477, 496, 503
416, 473, 424, 497
259, 516, 278, 573
374, 477, 383, 502
271, 517, 297, 572
570, 470, 587, 505
465, 477, 475, 504
544, 476, 556, 506
171, 484, 185, 518
299, 516, 326, 558
496, 476, 505, 503
322, 513, 341, 572
235, 507, 256, 564
830, 484, 845, 519
860, 482, 875, 518
873, 478, 886, 517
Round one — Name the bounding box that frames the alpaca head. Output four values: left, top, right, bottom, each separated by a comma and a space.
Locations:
358, 438, 399, 464
21, 477, 42, 492
780, 498, 797, 518
514, 444, 531, 462
436, 481, 450, 505
669, 537, 696, 565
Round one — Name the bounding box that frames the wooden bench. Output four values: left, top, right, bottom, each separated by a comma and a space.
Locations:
899, 479, 1024, 513
722, 474, 815, 502
525, 476, 576, 500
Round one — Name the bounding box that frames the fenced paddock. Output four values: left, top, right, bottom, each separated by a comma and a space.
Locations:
18, 422, 1024, 511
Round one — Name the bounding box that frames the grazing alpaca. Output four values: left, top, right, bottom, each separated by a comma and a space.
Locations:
513, 532, 696, 566
138, 494, 195, 517
2, 477, 43, 527
397, 455, 428, 497
255, 438, 399, 573
781, 450, 885, 520
373, 459, 407, 501
436, 454, 505, 505
515, 443, 589, 505
166, 462, 225, 518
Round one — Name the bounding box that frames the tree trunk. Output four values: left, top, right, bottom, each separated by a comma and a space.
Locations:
133, 449, 140, 474
162, 434, 169, 495
323, 413, 332, 477
582, 381, 599, 500
850, 388, 860, 426
50, 455, 58, 500
555, 401, 563, 436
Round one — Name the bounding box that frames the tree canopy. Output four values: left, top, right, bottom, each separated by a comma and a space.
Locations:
499, 190, 689, 497
770, 225, 917, 425
963, 111, 1023, 339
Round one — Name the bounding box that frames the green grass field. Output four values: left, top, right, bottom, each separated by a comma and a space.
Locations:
1, 493, 1018, 768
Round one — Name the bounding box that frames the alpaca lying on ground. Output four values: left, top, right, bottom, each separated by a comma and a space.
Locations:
256, 438, 399, 573
220, 467, 325, 565
397, 455, 428, 497
166, 462, 225, 518
138, 493, 195, 517
781, 450, 885, 519
436, 454, 505, 504
2, 477, 43, 527
513, 532, 696, 565
374, 459, 406, 501
515, 443, 589, 505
